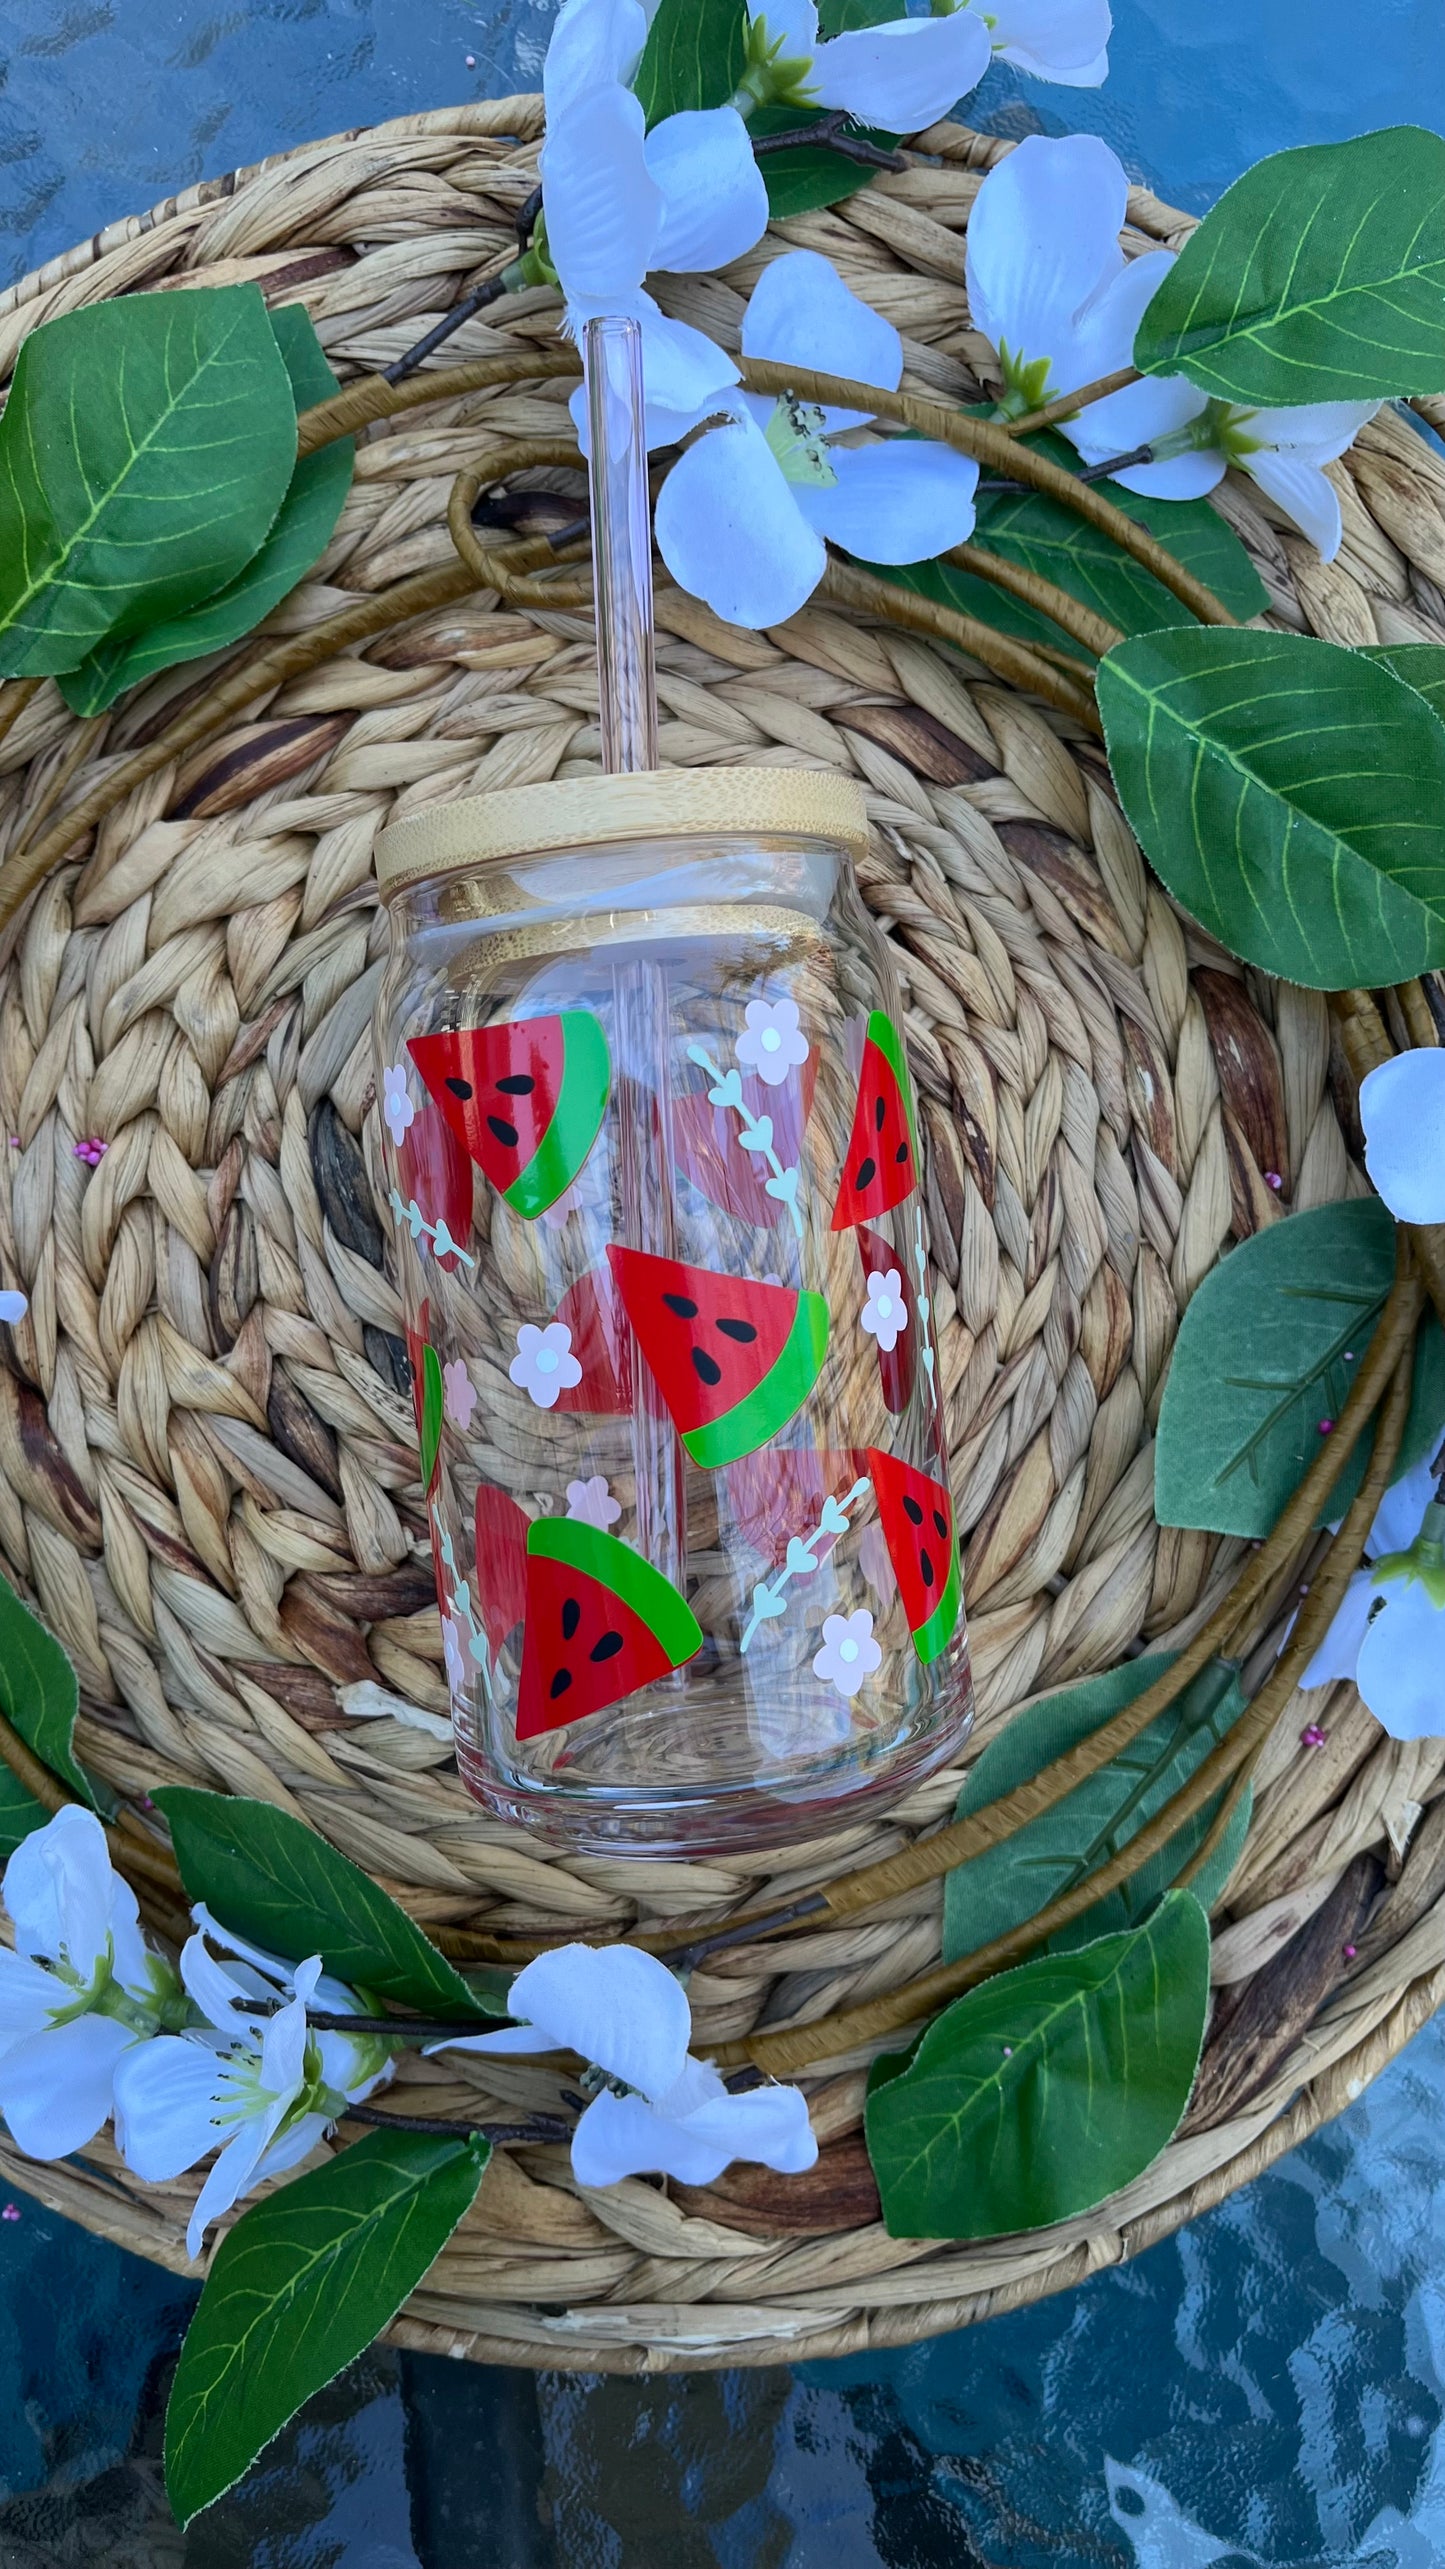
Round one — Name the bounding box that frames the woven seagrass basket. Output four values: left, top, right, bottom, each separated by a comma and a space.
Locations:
2, 98, 1445, 2374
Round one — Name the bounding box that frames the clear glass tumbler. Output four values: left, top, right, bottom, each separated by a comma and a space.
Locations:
374, 768, 973, 1856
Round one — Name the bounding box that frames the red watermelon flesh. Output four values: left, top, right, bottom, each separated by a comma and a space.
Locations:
397, 1100, 472, 1273
857, 1224, 916, 1416
474, 1483, 529, 1655
515, 1517, 702, 1740
407, 1012, 608, 1220
674, 1056, 818, 1227
832, 1012, 919, 1230
551, 1263, 633, 1416
867, 1447, 961, 1665
606, 1246, 829, 1467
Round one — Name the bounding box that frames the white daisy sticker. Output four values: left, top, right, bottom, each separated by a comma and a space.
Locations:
566, 1475, 622, 1531
442, 1358, 477, 1430
860, 1266, 909, 1355
735, 996, 809, 1090
509, 1320, 583, 1411
813, 1609, 883, 1699
381, 1064, 416, 1150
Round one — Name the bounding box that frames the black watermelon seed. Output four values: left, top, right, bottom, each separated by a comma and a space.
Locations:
716, 1317, 757, 1344
549, 1667, 573, 1699
691, 1347, 723, 1387
902, 1494, 924, 1525
875, 1094, 886, 1131
561, 1596, 581, 1642
487, 1115, 519, 1148
855, 1155, 877, 1191
933, 1508, 949, 1539
920, 1548, 936, 1590
496, 1073, 535, 1095
445, 1076, 473, 1100
663, 1292, 699, 1319
896, 1142, 910, 1164
590, 1631, 624, 1663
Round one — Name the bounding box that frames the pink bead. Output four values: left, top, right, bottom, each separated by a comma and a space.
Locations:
1342, 1944, 1358, 1961
1318, 1419, 1334, 1435
1265, 1170, 1283, 1189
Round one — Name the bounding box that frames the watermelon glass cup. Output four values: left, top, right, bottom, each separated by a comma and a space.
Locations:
374, 768, 974, 1855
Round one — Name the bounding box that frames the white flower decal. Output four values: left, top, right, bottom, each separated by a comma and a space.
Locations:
509, 1320, 584, 1411
813, 1608, 883, 1699
1361, 1049, 1445, 1227
860, 1266, 909, 1356
566, 1475, 622, 1531
381, 1064, 415, 1151
442, 1358, 477, 1430
441, 1612, 467, 1694
430, 1940, 817, 2190
735, 996, 810, 1090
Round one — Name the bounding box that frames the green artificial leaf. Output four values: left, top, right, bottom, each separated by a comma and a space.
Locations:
60, 305, 353, 717
942, 1656, 1251, 1964
165, 2128, 488, 2525
1097, 627, 1445, 990
153, 1788, 508, 2020
819, 0, 905, 25
635, 0, 748, 120
875, 431, 1267, 665
0, 1567, 108, 1821
750, 106, 900, 218
1134, 128, 1445, 405
866, 1890, 1210, 2239
0, 285, 297, 679
1362, 640, 1445, 722
1155, 1198, 1445, 1537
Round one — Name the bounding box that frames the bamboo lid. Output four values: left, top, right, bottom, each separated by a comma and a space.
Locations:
374, 766, 871, 897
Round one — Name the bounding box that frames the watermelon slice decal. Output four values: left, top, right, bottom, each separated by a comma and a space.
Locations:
408, 1012, 609, 1221
832, 1012, 920, 1231
397, 1099, 472, 1272
551, 1263, 633, 1416
606, 1246, 829, 1470
474, 1482, 529, 1656
867, 1447, 961, 1665
516, 1518, 703, 1740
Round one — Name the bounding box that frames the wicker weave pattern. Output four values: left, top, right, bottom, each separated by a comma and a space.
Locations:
1, 105, 1445, 2368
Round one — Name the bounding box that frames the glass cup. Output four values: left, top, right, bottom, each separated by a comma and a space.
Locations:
374, 768, 973, 1856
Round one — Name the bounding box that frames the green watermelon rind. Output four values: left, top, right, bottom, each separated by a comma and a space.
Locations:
526, 1516, 702, 1670
504, 1011, 610, 1220
864, 1010, 920, 1168
911, 1547, 961, 1666
682, 1289, 830, 1470
419, 1343, 444, 1490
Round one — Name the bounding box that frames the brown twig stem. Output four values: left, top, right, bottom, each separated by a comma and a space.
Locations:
941, 543, 1126, 658
341, 2101, 572, 2144
821, 560, 1103, 732
752, 112, 906, 172
0, 676, 43, 754
1002, 366, 1144, 436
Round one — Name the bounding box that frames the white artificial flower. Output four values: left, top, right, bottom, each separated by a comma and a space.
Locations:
860, 1266, 908, 1355
963, 0, 1111, 87
566, 1475, 622, 1531
381, 1065, 415, 1152
1301, 1446, 1445, 1740
741, 0, 991, 132
112, 1920, 391, 2260
442, 1357, 477, 1430
432, 1941, 817, 2190
655, 249, 979, 627
542, 0, 766, 449
813, 1607, 883, 1698
0, 1291, 27, 1326
735, 995, 809, 1088
0, 1808, 183, 2162
509, 1319, 584, 1411
1361, 1049, 1445, 1227
965, 135, 1379, 558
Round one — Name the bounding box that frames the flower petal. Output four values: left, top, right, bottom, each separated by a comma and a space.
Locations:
648, 108, 770, 274
1107, 451, 1227, 501
504, 1943, 693, 2098
185, 2116, 275, 2261
1357, 1582, 1445, 1740
4, 1806, 113, 1978
1299, 1569, 1376, 1690
180, 1929, 264, 2035
808, 11, 992, 131
542, 88, 663, 307
112, 2034, 228, 2181
1242, 450, 1343, 561
0, 2014, 134, 2159
801, 437, 978, 563
1368, 1449, 1440, 1559
742, 249, 901, 429
1361, 1049, 1445, 1228
1241, 400, 1380, 463
966, 134, 1128, 384
567, 294, 738, 453
982, 0, 1111, 82
0, 1949, 68, 2047
251, 2108, 331, 2186
1063, 256, 1210, 456
544, 0, 649, 120
572, 2070, 818, 2187
656, 415, 826, 628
